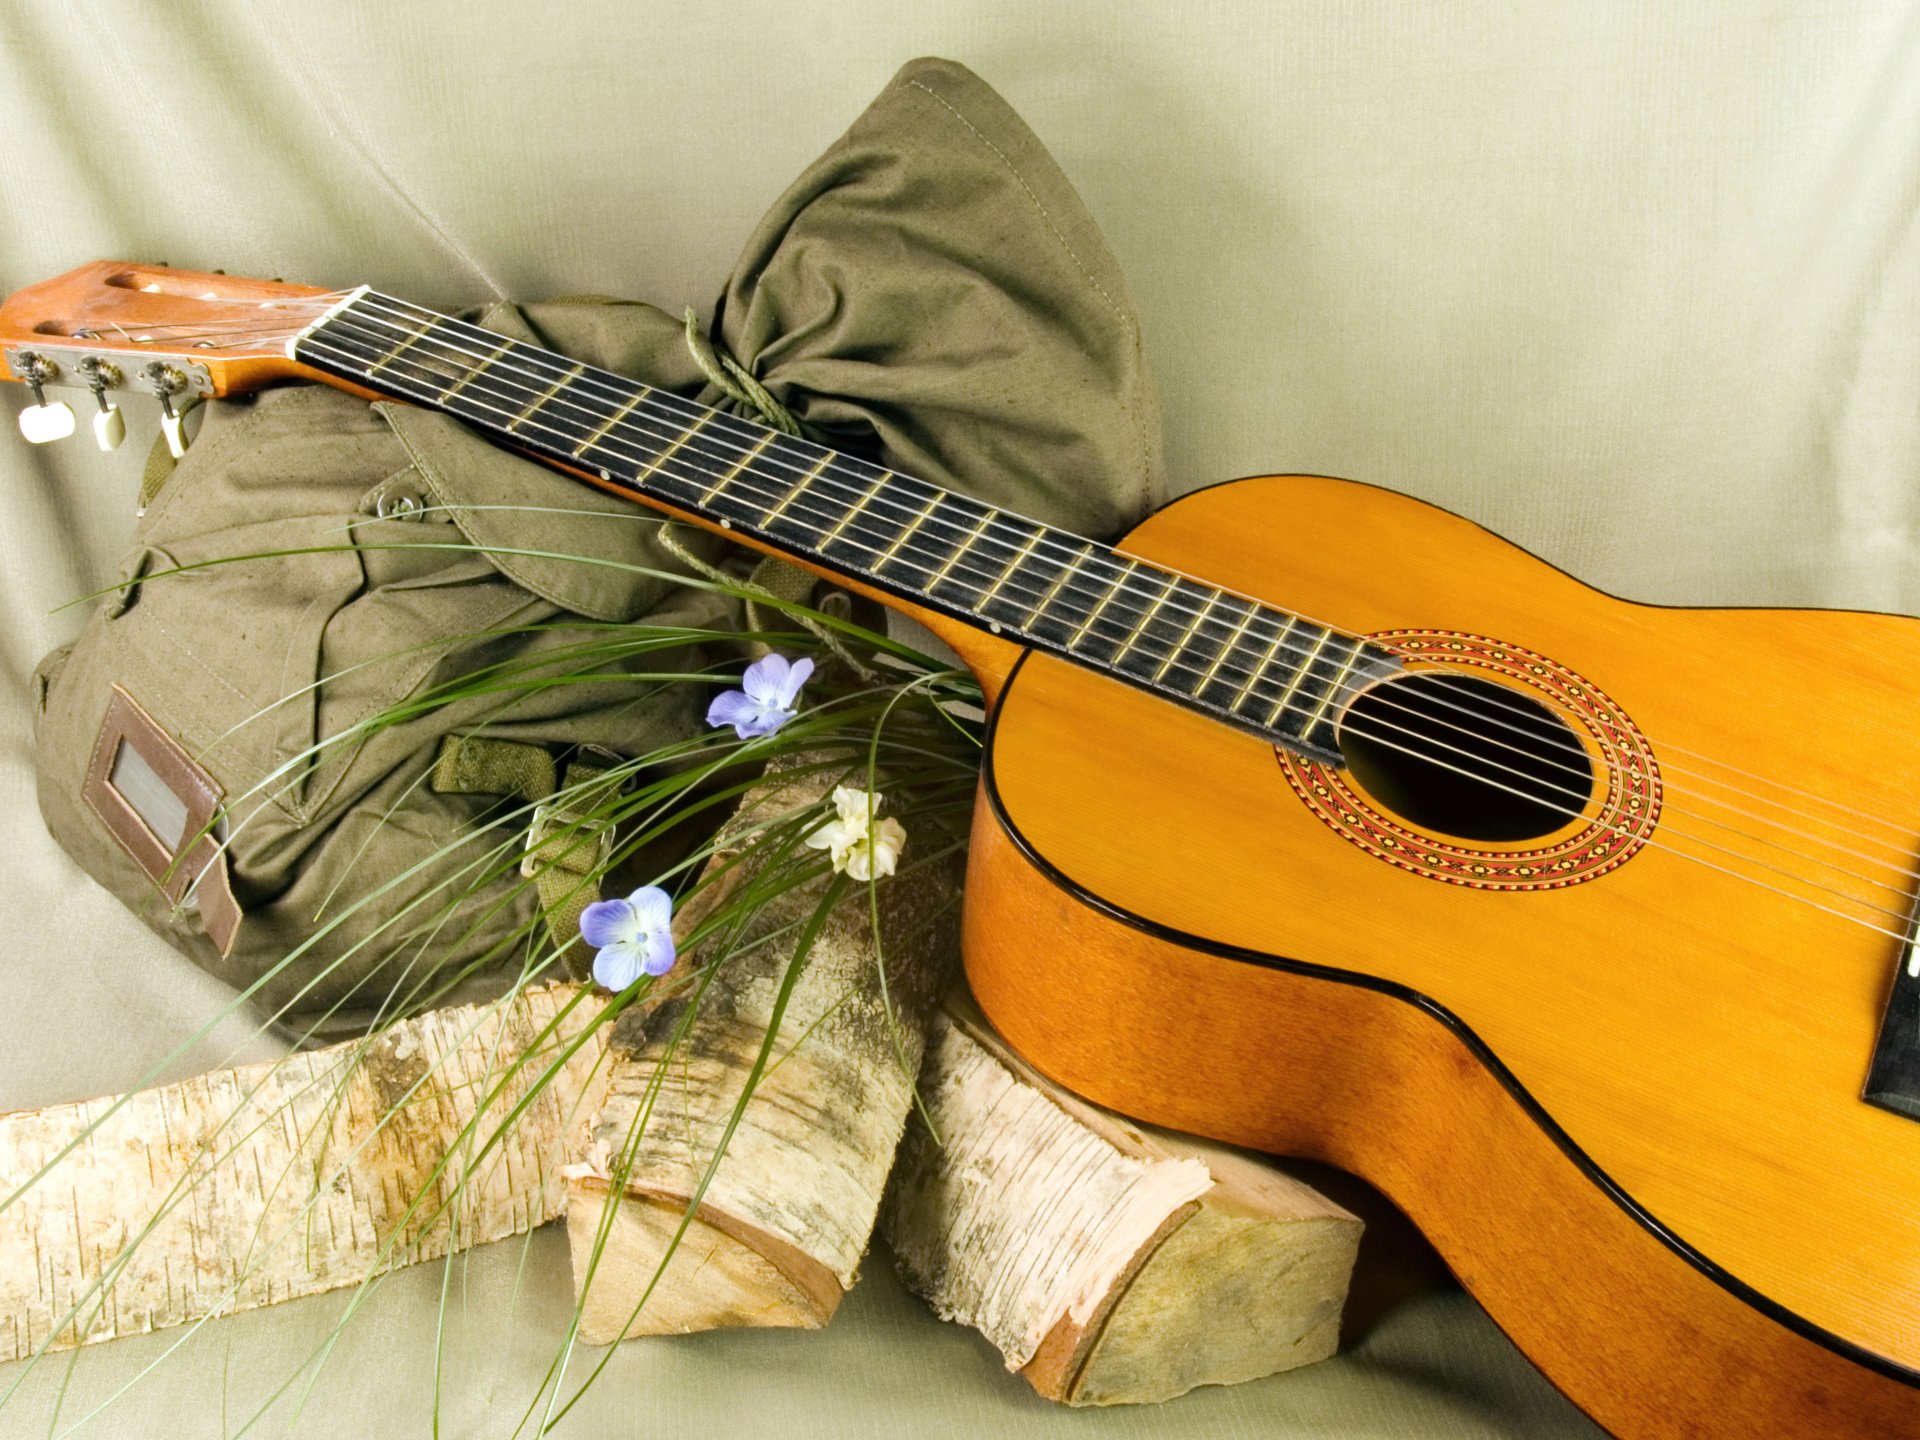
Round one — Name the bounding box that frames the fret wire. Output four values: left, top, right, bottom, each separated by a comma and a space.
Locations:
1068, 558, 1135, 648
510, 360, 586, 427
821, 471, 889, 546
981, 527, 1046, 611
631, 407, 713, 482
1267, 628, 1330, 726
695, 435, 885, 547
305, 309, 1377, 722
332, 296, 1364, 685
761, 452, 838, 527
574, 390, 648, 457
1302, 639, 1362, 733
369, 319, 430, 373
1196, 595, 1261, 693
1025, 541, 1094, 624
699, 431, 776, 504
1110, 571, 1179, 664
875, 492, 946, 570
1154, 590, 1222, 684
440, 337, 512, 401
929, 508, 998, 592
1232, 615, 1298, 714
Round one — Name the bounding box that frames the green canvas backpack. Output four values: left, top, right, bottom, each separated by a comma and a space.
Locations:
27, 57, 1165, 1041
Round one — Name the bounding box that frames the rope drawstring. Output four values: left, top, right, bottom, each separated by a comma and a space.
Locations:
682, 310, 802, 436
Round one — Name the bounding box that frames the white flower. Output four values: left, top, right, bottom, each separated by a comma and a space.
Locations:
803, 785, 906, 881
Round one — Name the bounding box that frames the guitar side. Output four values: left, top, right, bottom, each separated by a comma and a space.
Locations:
967, 473, 1920, 1438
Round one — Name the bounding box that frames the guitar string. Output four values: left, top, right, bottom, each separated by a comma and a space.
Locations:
310, 305, 1920, 891
301, 313, 1920, 903
295, 327, 1920, 929
204, 290, 1920, 888
111, 287, 1920, 860
314, 308, 1670, 778
1335, 630, 1920, 882
336, 294, 1920, 859
322, 300, 1727, 781
315, 312, 1400, 687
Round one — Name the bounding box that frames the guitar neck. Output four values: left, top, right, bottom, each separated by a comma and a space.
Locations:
294, 289, 1393, 763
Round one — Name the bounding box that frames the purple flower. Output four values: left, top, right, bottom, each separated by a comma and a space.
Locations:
580, 885, 676, 990
706, 653, 814, 740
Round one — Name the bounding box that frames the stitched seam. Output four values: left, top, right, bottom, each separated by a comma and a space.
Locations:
141, 610, 271, 715
908, 80, 1128, 327
906, 77, 1155, 503
327, 584, 535, 749
278, 575, 364, 823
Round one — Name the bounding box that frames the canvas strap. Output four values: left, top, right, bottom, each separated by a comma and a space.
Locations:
430, 735, 618, 975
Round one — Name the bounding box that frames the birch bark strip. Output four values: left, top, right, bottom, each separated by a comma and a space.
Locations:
0, 982, 607, 1362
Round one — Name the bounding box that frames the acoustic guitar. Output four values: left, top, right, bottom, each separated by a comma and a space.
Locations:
5, 263, 1918, 1438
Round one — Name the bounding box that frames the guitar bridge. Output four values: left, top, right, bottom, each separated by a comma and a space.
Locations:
1865, 921, 1920, 1119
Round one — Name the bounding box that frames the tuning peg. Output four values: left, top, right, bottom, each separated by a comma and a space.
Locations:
77, 358, 125, 451
15, 351, 75, 445
142, 362, 189, 458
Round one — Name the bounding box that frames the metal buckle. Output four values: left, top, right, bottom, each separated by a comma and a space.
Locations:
520, 801, 613, 879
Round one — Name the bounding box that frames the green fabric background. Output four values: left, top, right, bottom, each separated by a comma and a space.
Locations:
4, 3, 1914, 1435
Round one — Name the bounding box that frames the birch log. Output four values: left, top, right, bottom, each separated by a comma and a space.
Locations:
566, 759, 960, 1342
0, 983, 608, 1362
884, 995, 1363, 1406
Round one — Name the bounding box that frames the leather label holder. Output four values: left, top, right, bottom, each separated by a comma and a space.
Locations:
83, 684, 242, 956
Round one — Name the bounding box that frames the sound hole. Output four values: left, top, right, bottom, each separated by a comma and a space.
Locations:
1336, 672, 1593, 843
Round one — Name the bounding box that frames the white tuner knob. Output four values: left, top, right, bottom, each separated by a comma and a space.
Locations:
19, 400, 76, 444
93, 406, 126, 451
78, 357, 125, 451
15, 351, 75, 444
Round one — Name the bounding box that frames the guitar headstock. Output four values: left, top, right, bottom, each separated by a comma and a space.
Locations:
0, 261, 355, 452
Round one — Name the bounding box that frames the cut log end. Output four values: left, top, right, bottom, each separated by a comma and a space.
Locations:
885, 995, 1363, 1407
1031, 1186, 1359, 1405
566, 1180, 842, 1341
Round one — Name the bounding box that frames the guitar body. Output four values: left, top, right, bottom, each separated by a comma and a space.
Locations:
968, 474, 1920, 1438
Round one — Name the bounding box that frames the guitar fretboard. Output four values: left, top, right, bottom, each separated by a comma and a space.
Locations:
295, 291, 1398, 763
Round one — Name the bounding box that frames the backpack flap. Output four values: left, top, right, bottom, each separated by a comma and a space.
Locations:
371, 294, 733, 626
